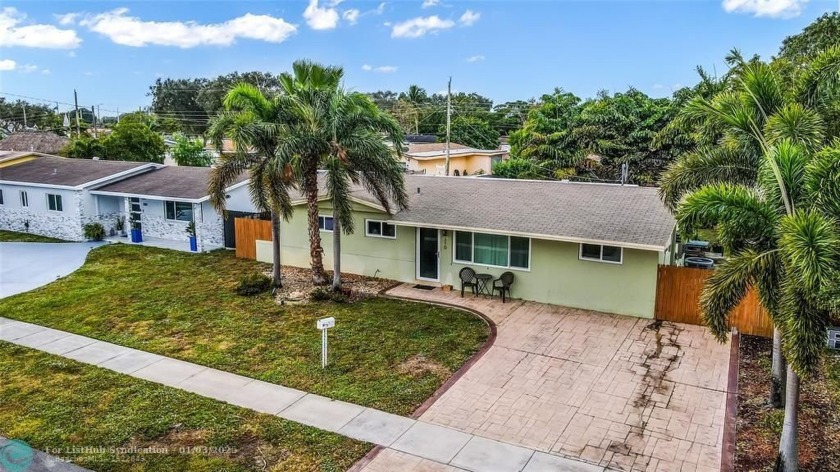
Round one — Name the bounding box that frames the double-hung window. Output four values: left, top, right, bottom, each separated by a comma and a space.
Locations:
579, 243, 623, 264
164, 201, 193, 222
318, 215, 334, 232
365, 219, 396, 239
47, 194, 63, 212
454, 231, 530, 270
19, 190, 28, 207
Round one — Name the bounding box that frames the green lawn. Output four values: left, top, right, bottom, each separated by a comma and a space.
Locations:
0, 230, 68, 243
0, 342, 368, 471
0, 244, 488, 415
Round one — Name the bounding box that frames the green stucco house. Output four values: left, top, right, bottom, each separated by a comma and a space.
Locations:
238, 174, 677, 319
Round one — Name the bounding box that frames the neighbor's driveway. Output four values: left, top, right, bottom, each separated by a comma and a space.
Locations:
365, 285, 731, 472
0, 242, 104, 298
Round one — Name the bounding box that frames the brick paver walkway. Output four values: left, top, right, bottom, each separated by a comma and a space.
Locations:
359, 285, 731, 472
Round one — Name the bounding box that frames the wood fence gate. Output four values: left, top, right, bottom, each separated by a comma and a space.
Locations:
234, 217, 272, 260
654, 265, 774, 337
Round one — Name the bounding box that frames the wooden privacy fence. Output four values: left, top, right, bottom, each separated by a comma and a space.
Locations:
234, 217, 272, 260
655, 265, 774, 337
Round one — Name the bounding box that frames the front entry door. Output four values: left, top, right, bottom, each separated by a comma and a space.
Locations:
417, 228, 440, 281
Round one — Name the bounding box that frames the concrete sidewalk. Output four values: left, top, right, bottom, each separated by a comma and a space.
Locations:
0, 317, 604, 472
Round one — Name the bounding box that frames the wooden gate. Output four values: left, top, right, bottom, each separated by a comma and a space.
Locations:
234, 217, 272, 260
655, 265, 774, 337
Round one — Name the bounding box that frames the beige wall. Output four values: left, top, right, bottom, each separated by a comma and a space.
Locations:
256, 203, 661, 318
408, 154, 494, 176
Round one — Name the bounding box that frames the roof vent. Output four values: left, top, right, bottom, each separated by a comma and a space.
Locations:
416, 187, 421, 194
92, 156, 100, 160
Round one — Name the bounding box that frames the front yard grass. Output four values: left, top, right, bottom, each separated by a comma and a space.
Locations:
0, 230, 68, 243
735, 335, 840, 471
0, 341, 369, 471
0, 244, 489, 416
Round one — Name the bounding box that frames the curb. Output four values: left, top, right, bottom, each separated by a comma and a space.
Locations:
721, 328, 740, 472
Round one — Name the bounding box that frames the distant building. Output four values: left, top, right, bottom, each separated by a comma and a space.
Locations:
402, 142, 508, 176
0, 132, 70, 155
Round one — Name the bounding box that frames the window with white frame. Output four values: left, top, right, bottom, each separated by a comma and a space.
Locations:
318, 215, 334, 232
164, 201, 193, 222
47, 194, 63, 212
19, 190, 28, 207
579, 243, 623, 264
365, 219, 396, 239
454, 231, 530, 270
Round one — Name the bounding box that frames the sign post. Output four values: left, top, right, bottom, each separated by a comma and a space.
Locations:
316, 317, 335, 368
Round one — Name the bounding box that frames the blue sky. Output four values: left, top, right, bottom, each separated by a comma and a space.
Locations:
0, 0, 837, 117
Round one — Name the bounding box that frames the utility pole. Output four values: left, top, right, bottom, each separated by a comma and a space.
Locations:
73, 89, 81, 137
91, 105, 97, 138
444, 76, 452, 176
22, 103, 27, 129
116, 107, 120, 123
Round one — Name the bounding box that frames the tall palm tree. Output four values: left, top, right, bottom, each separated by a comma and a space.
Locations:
206, 83, 294, 289
320, 91, 409, 290
677, 140, 839, 471
660, 49, 840, 407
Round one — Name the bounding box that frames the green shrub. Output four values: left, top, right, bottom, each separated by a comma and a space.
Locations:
83, 222, 106, 241
311, 288, 350, 303
235, 274, 272, 296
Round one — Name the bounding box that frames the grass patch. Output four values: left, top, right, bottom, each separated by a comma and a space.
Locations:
0, 244, 488, 415
0, 230, 68, 243
0, 341, 368, 471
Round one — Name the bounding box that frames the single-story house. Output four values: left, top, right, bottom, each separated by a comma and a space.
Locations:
0, 154, 250, 250
403, 143, 508, 176
0, 153, 156, 240
246, 174, 677, 318
90, 166, 249, 251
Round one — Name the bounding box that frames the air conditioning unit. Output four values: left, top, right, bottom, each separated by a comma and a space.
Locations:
828, 327, 840, 350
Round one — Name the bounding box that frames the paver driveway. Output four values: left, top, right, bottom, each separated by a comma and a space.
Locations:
360, 285, 730, 472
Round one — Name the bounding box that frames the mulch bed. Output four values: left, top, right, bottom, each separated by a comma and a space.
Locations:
263, 265, 397, 304
736, 335, 840, 471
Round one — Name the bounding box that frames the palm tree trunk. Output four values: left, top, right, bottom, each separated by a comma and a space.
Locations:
776, 365, 800, 472
270, 210, 282, 289
771, 327, 787, 408
304, 170, 327, 285
332, 218, 341, 291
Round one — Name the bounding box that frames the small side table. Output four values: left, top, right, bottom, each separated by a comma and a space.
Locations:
475, 273, 493, 296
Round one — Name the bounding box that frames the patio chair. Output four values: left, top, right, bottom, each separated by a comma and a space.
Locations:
459, 267, 478, 297
493, 272, 514, 303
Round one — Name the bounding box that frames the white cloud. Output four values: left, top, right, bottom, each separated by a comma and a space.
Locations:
362, 64, 397, 73
466, 54, 485, 63
0, 7, 82, 49
80, 8, 297, 47
55, 12, 79, 25
459, 10, 480, 26
721, 0, 807, 18
422, 0, 440, 8
0, 59, 15, 70
19, 63, 39, 73
343, 9, 360, 25
303, 0, 340, 30
41, 68, 50, 75
391, 15, 454, 38
375, 3, 387, 14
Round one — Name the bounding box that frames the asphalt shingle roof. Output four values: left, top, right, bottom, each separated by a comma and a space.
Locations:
0, 156, 151, 187
389, 176, 675, 249
94, 166, 248, 201
0, 132, 70, 155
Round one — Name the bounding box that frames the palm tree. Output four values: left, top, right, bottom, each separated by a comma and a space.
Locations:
660, 49, 840, 407
677, 139, 839, 471
320, 92, 409, 290
207, 83, 294, 289
274, 60, 407, 285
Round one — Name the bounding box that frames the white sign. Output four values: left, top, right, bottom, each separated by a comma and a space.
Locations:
317, 317, 335, 368
317, 317, 336, 330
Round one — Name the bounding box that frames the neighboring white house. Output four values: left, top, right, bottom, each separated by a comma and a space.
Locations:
0, 153, 251, 251
0, 152, 156, 240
